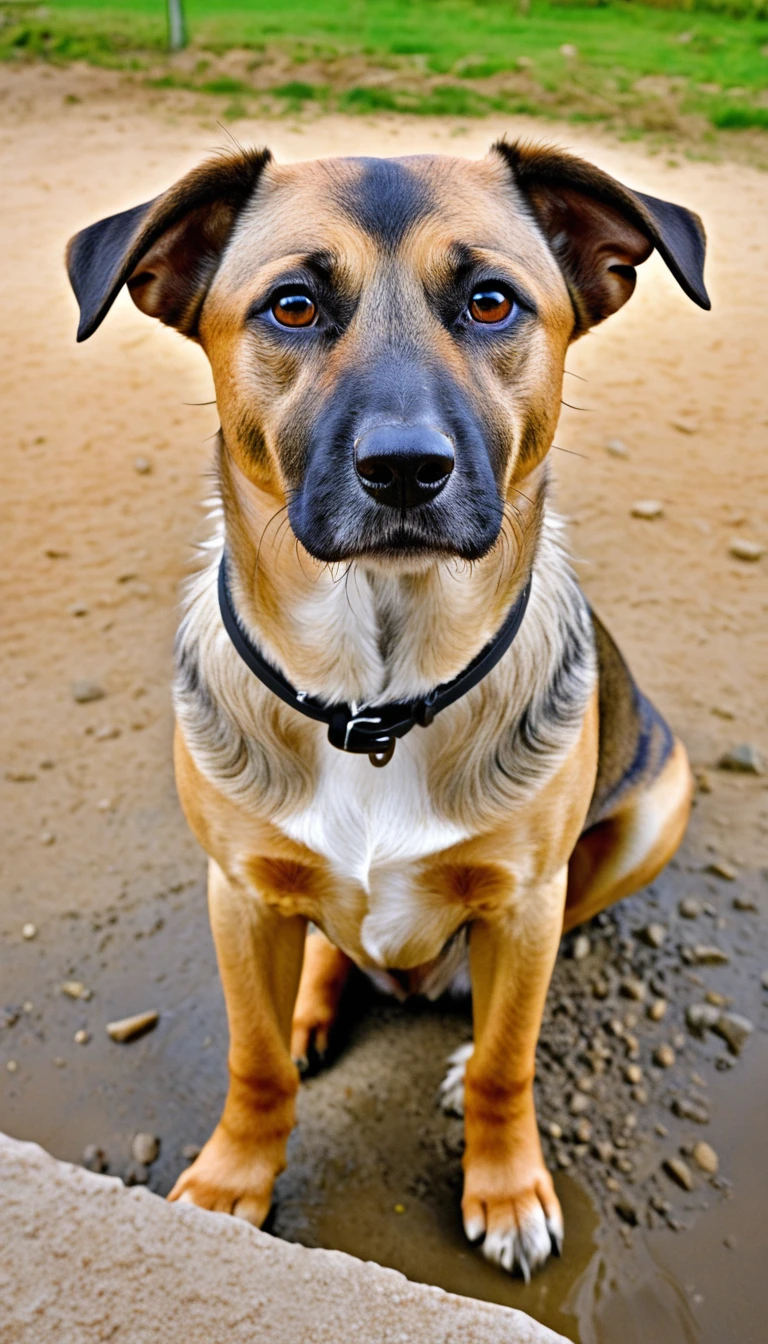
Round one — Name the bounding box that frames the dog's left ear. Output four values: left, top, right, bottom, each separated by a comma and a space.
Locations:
494, 140, 710, 333
66, 147, 272, 342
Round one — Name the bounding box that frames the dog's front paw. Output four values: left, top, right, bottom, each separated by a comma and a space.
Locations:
462, 1157, 563, 1282
167, 1126, 278, 1226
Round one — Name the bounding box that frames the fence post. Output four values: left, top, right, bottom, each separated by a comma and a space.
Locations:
167, 0, 187, 52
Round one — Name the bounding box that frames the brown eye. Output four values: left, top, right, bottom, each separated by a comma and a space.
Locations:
272, 292, 317, 328
469, 288, 513, 324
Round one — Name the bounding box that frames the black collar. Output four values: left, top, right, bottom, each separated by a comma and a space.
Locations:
218, 554, 531, 767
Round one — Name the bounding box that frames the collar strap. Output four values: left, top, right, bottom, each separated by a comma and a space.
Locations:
218, 554, 531, 765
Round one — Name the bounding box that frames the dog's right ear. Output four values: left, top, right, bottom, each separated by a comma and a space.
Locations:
66, 147, 271, 342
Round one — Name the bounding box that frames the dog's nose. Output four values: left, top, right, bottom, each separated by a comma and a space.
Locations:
355, 424, 455, 509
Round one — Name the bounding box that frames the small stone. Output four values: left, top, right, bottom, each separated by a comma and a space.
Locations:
672, 1096, 710, 1124
574, 1118, 593, 1144
123, 1161, 150, 1187
547, 1121, 563, 1140
671, 415, 698, 435
717, 744, 764, 776
605, 438, 630, 458
22, 923, 37, 940
615, 1198, 639, 1226
655, 1123, 668, 1138
679, 897, 702, 919
640, 923, 666, 949
615, 1156, 634, 1175
620, 977, 646, 1002
82, 1144, 107, 1173
706, 861, 737, 881
133, 456, 152, 475
569, 1092, 591, 1116
605, 1176, 621, 1193
593, 1140, 614, 1163
6, 1060, 18, 1073
181, 1144, 201, 1163
692, 1141, 719, 1175
723, 1234, 737, 1250
556, 1149, 572, 1169
654, 1044, 676, 1069
686, 1002, 720, 1035
40, 831, 56, 846
733, 895, 757, 911
664, 1157, 695, 1191
131, 1133, 160, 1165
70, 602, 89, 617
624, 1064, 643, 1085
648, 998, 668, 1022
632, 1086, 649, 1105
694, 768, 713, 794
74, 1029, 90, 1045
72, 680, 106, 704
713, 1012, 753, 1056
631, 500, 664, 520
692, 945, 730, 966
106, 1010, 159, 1043
61, 981, 87, 1000
728, 538, 764, 563
572, 934, 591, 962
592, 977, 610, 999
762, 970, 768, 991
94, 725, 121, 741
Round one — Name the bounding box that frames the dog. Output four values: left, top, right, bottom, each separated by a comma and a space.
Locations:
66, 138, 708, 1279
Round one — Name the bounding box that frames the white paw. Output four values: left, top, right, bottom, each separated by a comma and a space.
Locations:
437, 1041, 473, 1117
470, 1196, 563, 1283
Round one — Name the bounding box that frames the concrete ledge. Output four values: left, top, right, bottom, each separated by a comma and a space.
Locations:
0, 1133, 568, 1343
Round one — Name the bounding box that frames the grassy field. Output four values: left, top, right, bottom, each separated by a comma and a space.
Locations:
2, 1, 767, 141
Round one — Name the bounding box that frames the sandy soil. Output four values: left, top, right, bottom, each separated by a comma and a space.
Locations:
1, 63, 767, 1344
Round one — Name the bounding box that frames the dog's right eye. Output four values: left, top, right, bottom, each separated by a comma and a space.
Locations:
271, 292, 317, 328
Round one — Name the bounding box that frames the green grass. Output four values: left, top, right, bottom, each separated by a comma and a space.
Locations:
2, 1, 767, 140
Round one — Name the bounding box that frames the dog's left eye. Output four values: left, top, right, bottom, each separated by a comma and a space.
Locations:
271, 292, 317, 328
468, 288, 515, 325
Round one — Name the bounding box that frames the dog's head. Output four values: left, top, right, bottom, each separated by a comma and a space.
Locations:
67, 142, 708, 568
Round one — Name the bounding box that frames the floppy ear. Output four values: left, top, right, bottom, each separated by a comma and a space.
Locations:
494, 139, 710, 334
66, 147, 272, 342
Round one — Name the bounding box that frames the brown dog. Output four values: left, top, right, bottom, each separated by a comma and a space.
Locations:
66, 139, 708, 1279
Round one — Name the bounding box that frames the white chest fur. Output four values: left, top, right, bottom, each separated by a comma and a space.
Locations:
279, 728, 469, 967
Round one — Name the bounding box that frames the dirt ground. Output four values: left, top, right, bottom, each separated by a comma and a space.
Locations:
1, 63, 767, 1343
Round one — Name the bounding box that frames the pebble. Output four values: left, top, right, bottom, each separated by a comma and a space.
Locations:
6, 1060, 18, 1073
695, 768, 713, 794
615, 1198, 639, 1226
593, 1140, 614, 1163
574, 1118, 593, 1144
131, 1133, 160, 1165
605, 438, 630, 458
679, 896, 702, 919
592, 977, 610, 999
133, 456, 152, 475
74, 1029, 90, 1045
94, 725, 121, 742
691, 945, 730, 966
61, 981, 90, 1000
713, 1012, 753, 1055
717, 744, 764, 776
569, 1092, 591, 1116
631, 500, 664, 520
672, 1096, 710, 1125
640, 923, 666, 949
106, 1009, 159, 1043
653, 1044, 676, 1069
762, 970, 768, 991
181, 1144, 201, 1163
728, 538, 764, 563
620, 977, 646, 1002
664, 1157, 695, 1191
706, 861, 737, 881
624, 1064, 643, 1085
632, 1085, 649, 1105
70, 602, 89, 617
40, 831, 56, 846
733, 895, 757, 912
547, 1121, 563, 1139
648, 998, 668, 1022
72, 680, 106, 704
22, 923, 37, 940
123, 1161, 150, 1186
692, 1141, 719, 1175
572, 934, 591, 962
671, 415, 698, 435
686, 1002, 720, 1035
82, 1144, 107, 1173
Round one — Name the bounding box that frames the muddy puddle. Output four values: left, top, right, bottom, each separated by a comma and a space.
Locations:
1, 844, 765, 1343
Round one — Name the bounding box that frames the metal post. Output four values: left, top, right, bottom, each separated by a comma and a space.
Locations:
167, 0, 187, 52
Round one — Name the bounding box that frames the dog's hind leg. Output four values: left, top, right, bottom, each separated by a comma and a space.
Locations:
290, 929, 351, 1073
168, 860, 306, 1225
564, 736, 693, 933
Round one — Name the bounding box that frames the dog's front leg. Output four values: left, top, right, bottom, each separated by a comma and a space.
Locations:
168, 860, 306, 1224
462, 865, 567, 1280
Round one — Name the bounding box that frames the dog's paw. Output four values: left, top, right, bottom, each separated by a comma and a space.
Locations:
167, 1127, 277, 1226
290, 1010, 334, 1076
462, 1162, 563, 1282
437, 1041, 473, 1116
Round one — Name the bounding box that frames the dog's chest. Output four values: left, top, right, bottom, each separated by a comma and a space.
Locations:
278, 731, 469, 967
